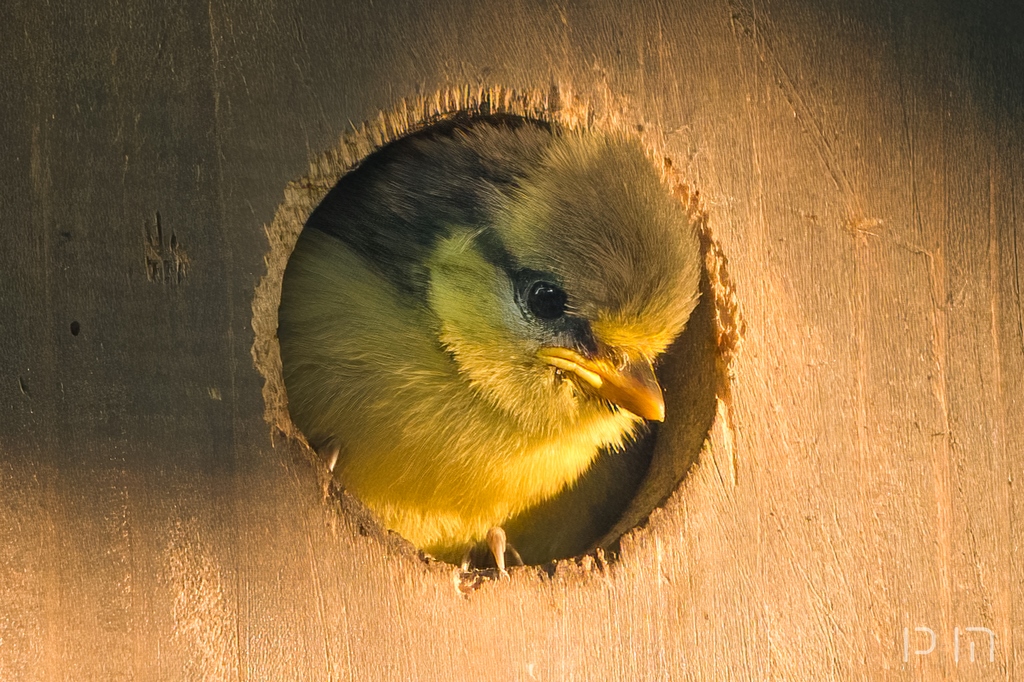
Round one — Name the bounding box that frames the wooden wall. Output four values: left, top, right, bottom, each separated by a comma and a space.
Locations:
1, 0, 1021, 679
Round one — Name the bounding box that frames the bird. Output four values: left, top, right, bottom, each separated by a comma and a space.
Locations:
277, 114, 701, 569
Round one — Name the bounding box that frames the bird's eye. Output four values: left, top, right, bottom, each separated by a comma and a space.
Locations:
527, 281, 567, 319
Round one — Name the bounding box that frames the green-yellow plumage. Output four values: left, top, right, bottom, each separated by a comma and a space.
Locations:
278, 117, 700, 563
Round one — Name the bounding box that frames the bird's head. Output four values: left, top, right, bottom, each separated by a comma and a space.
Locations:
425, 129, 701, 435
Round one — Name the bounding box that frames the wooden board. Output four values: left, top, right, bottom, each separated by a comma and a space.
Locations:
1, 0, 1021, 678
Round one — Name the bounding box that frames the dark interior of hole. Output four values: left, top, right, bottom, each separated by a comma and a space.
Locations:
283, 112, 720, 567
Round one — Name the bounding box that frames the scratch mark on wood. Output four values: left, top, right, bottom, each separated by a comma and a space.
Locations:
304, 530, 338, 680
145, 212, 189, 284
168, 523, 238, 681
716, 398, 737, 487
847, 217, 885, 238
1011, 165, 1024, 357
988, 158, 1004, 458
729, 0, 862, 221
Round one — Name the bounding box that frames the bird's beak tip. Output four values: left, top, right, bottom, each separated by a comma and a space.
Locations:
537, 347, 665, 422
619, 382, 665, 422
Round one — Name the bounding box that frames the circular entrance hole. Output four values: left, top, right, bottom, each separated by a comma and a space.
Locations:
254, 87, 740, 572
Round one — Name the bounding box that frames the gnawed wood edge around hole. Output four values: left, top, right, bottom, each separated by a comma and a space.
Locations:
250, 83, 744, 589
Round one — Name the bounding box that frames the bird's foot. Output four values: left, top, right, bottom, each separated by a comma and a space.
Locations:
460, 527, 524, 578
312, 441, 341, 499
487, 526, 524, 577
321, 442, 340, 472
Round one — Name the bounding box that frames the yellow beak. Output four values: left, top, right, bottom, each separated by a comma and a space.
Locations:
537, 347, 666, 422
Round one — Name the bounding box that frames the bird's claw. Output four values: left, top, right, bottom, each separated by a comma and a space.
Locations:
460, 526, 524, 578
324, 443, 340, 472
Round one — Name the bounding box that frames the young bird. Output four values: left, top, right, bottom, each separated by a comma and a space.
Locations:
278, 115, 701, 566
